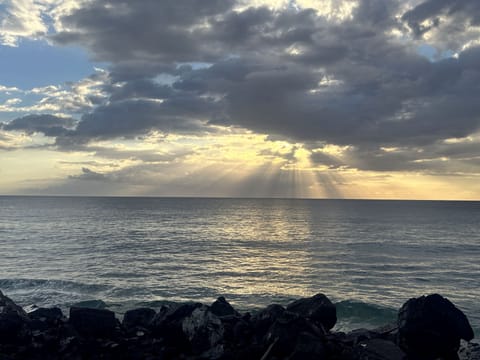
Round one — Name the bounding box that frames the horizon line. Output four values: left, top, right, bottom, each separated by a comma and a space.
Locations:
0, 194, 479, 202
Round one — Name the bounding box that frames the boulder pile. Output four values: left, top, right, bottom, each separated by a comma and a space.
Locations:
0, 290, 477, 359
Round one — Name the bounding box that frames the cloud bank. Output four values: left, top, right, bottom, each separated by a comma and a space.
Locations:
1, 0, 480, 195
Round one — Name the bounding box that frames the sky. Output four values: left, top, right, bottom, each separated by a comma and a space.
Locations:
1, 0, 480, 199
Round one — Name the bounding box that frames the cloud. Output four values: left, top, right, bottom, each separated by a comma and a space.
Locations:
2, 114, 77, 136
68, 167, 108, 181
0, 85, 22, 93
2, 0, 480, 177
0, 0, 82, 46
401, 0, 480, 51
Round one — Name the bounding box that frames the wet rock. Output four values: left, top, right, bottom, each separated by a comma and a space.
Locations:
69, 307, 117, 337
354, 338, 407, 360
122, 307, 156, 329
288, 331, 326, 360
251, 304, 286, 342
211, 296, 239, 317
150, 302, 202, 353
28, 307, 64, 322
371, 322, 399, 343
0, 290, 30, 344
28, 307, 64, 332
459, 341, 480, 360
398, 293, 474, 359
287, 293, 337, 331
182, 305, 224, 355
264, 310, 316, 357
346, 328, 381, 345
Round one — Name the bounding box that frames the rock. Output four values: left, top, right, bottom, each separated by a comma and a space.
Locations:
287, 293, 337, 331
28, 307, 64, 332
211, 296, 239, 317
123, 307, 156, 329
398, 293, 474, 359
69, 307, 117, 337
0, 290, 30, 344
346, 328, 379, 343
150, 302, 203, 353
182, 305, 224, 355
288, 331, 326, 360
354, 338, 407, 360
459, 341, 480, 360
264, 310, 316, 357
28, 307, 64, 322
251, 304, 286, 342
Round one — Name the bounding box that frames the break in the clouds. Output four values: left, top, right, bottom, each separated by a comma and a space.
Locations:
1, 0, 480, 198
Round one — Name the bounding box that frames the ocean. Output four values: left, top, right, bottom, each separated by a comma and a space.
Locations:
1, 196, 479, 335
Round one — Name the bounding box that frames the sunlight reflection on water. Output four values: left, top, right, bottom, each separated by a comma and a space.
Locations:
1, 197, 479, 333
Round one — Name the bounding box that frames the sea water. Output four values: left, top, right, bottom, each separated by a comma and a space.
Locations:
1, 196, 479, 334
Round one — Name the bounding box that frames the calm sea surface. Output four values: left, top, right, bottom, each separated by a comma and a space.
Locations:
1, 196, 479, 333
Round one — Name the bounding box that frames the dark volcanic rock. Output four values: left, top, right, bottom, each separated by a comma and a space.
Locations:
354, 338, 407, 360
287, 293, 337, 331
28, 307, 63, 322
69, 306, 117, 337
459, 341, 480, 360
150, 302, 203, 354
211, 296, 239, 317
251, 304, 286, 342
264, 310, 319, 357
182, 305, 224, 355
28, 307, 64, 332
398, 293, 474, 359
0, 290, 30, 344
1, 291, 478, 360
289, 331, 326, 360
122, 307, 156, 329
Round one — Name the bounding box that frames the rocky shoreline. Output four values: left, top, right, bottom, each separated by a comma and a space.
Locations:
1, 290, 478, 359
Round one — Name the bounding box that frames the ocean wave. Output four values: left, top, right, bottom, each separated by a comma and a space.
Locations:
334, 300, 397, 331
0, 278, 111, 293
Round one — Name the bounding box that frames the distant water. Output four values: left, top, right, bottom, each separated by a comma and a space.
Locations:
1, 196, 479, 334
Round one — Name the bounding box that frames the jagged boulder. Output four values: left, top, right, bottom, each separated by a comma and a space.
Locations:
354, 338, 407, 360
288, 331, 326, 360
287, 293, 337, 331
122, 307, 156, 329
28, 307, 64, 332
263, 310, 320, 358
398, 293, 474, 359
69, 307, 117, 337
211, 296, 239, 317
0, 290, 30, 344
251, 304, 286, 342
182, 305, 224, 355
150, 302, 203, 353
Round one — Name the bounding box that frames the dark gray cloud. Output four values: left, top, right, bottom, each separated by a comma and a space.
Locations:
68, 167, 108, 181
2, 114, 77, 137
53, 0, 236, 64
2, 0, 476, 174
402, 0, 480, 36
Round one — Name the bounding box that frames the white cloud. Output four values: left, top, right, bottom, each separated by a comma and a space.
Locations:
0, 0, 49, 46
0, 0, 82, 46
0, 85, 22, 93
0, 69, 109, 114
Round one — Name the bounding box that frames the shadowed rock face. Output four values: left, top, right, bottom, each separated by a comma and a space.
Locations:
0, 291, 477, 359
287, 293, 337, 331
398, 293, 475, 360
0, 291, 30, 344
69, 307, 117, 337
